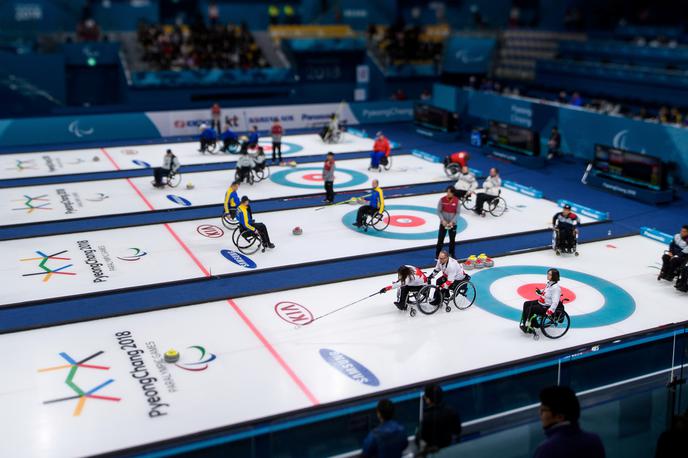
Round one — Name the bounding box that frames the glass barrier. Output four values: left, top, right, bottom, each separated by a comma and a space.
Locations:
131, 325, 687, 457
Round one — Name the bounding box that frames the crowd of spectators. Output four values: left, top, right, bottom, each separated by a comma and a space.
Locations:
367, 22, 444, 68
137, 21, 267, 71
468, 76, 688, 128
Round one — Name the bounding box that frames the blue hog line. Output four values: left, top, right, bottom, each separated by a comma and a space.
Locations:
319, 348, 380, 387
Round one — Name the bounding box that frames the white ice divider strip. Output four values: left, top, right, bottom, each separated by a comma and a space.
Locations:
411, 148, 441, 163
347, 128, 370, 139
503, 180, 543, 199
556, 199, 609, 221
640, 227, 673, 245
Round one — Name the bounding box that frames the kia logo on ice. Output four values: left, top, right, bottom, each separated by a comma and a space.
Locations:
220, 249, 257, 269
274, 302, 313, 325
319, 349, 380, 386
197, 225, 224, 238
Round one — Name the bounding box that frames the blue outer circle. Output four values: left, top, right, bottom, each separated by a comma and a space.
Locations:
342, 204, 467, 240
471, 265, 636, 328
270, 167, 368, 189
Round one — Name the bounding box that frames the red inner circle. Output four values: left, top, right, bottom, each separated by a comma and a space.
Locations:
517, 283, 576, 302
387, 215, 425, 227
302, 173, 323, 181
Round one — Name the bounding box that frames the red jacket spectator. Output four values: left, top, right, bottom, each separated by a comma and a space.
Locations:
374, 135, 391, 157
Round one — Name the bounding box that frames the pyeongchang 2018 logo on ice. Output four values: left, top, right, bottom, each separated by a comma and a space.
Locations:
38, 350, 121, 416
175, 346, 217, 371
13, 194, 52, 213
20, 249, 76, 282
117, 248, 148, 262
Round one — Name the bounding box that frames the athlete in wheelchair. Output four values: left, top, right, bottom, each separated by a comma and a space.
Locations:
369, 132, 392, 171
219, 127, 240, 153
235, 150, 255, 185
443, 151, 469, 179
379, 265, 428, 311
222, 181, 241, 229
320, 113, 343, 144
453, 166, 478, 202
520, 268, 571, 339
198, 124, 218, 154
410, 251, 476, 317
353, 180, 389, 232
233, 196, 275, 254
658, 225, 688, 283
153, 149, 181, 188
471, 168, 506, 217
552, 204, 580, 256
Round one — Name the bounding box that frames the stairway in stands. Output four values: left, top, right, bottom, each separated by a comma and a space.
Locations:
494, 29, 586, 81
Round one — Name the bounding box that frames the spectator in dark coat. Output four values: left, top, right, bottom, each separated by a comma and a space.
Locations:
362, 399, 408, 458
416, 384, 462, 454
534, 386, 605, 458
655, 409, 688, 458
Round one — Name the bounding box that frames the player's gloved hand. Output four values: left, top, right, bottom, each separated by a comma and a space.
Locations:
535, 289, 543, 295
379, 288, 387, 294
546, 309, 554, 316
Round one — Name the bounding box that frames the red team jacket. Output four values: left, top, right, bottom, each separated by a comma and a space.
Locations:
373, 136, 391, 157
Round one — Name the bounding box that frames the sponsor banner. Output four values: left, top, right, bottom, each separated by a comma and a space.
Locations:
0, 102, 411, 151
319, 349, 380, 387
220, 249, 257, 269
640, 227, 673, 245
502, 180, 543, 199
556, 199, 609, 221
147, 103, 359, 137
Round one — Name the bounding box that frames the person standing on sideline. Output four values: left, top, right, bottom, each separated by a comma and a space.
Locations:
361, 399, 408, 458
271, 119, 284, 163
416, 384, 462, 454
534, 386, 605, 458
436, 186, 459, 258
210, 103, 221, 133
322, 152, 335, 203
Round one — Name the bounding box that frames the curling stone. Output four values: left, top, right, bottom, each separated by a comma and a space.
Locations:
164, 349, 180, 363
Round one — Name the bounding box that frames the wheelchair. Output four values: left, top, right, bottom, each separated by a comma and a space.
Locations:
221, 211, 239, 230
234, 164, 270, 184
152, 169, 182, 188
525, 300, 571, 340
321, 126, 343, 144
231, 226, 264, 255
444, 162, 461, 179
461, 191, 507, 217
360, 209, 391, 232
408, 278, 477, 317
380, 154, 392, 171
216, 139, 240, 155
200, 139, 218, 154
553, 227, 579, 256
